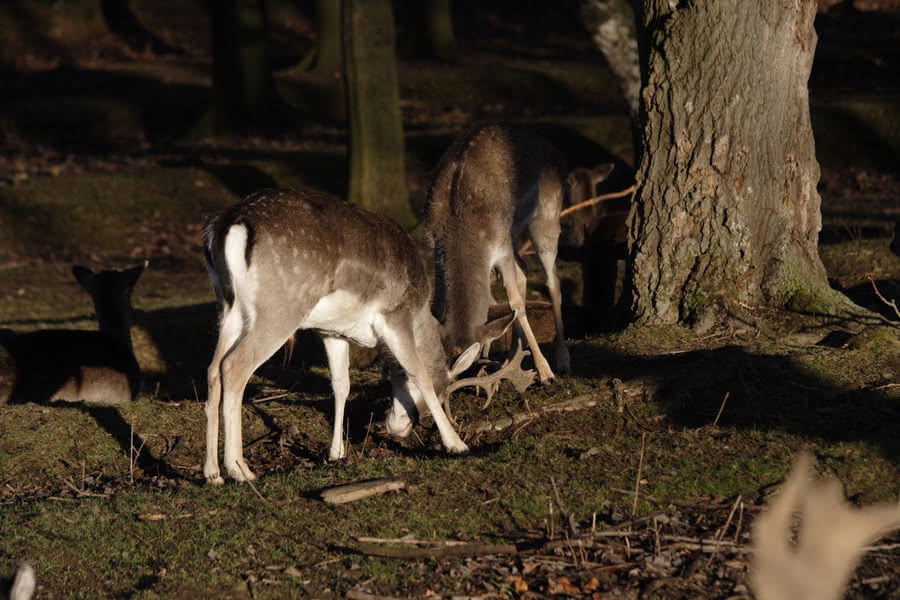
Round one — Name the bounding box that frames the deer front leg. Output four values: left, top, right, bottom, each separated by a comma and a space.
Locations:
379, 319, 468, 455
530, 199, 570, 375
323, 336, 351, 461
537, 250, 570, 375
497, 256, 555, 384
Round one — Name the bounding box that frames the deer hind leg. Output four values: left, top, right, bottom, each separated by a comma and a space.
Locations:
219, 311, 294, 482
378, 316, 468, 455
322, 336, 351, 461
529, 202, 570, 375
497, 253, 555, 384
205, 304, 244, 485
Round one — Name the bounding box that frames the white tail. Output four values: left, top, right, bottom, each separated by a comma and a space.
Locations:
427, 124, 571, 384
752, 452, 900, 600
0, 263, 145, 405
201, 188, 517, 484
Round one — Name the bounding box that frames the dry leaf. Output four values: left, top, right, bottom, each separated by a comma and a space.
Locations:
508, 575, 528, 593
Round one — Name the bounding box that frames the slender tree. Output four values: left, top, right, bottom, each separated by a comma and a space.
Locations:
401, 0, 456, 60
296, 0, 343, 71
627, 1, 845, 326
579, 0, 640, 159
209, 0, 278, 133
342, 0, 413, 226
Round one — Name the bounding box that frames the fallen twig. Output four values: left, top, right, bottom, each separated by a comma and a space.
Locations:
468, 394, 600, 434
559, 184, 636, 218
867, 275, 900, 320
352, 541, 517, 559
632, 432, 647, 517
320, 479, 406, 505
356, 536, 470, 546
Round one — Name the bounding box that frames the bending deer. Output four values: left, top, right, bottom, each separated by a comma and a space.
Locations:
202, 188, 516, 484
427, 124, 569, 384
0, 263, 145, 405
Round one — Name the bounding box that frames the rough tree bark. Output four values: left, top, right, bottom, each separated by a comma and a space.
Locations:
209, 0, 277, 133
579, 0, 641, 159
627, 1, 839, 326
342, 0, 413, 226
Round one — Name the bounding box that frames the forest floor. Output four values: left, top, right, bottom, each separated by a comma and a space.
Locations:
0, 2, 899, 598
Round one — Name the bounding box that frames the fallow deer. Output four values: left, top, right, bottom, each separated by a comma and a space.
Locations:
0, 263, 145, 405
426, 124, 569, 384
201, 188, 521, 484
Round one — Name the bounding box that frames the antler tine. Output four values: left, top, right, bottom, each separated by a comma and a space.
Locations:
446, 340, 537, 410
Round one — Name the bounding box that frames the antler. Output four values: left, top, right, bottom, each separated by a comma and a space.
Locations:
752, 452, 900, 600
446, 340, 536, 411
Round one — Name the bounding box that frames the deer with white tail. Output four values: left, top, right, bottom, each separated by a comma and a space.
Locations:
427, 124, 570, 384
202, 188, 526, 484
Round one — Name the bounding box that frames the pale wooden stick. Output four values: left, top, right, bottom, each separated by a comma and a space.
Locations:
320, 479, 406, 504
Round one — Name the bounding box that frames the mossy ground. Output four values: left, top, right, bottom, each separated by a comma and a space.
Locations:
1, 3, 899, 598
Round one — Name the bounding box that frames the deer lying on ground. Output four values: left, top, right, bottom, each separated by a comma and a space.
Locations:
426, 124, 571, 384
0, 263, 145, 405
202, 188, 526, 484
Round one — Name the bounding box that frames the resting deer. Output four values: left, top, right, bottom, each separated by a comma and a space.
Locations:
427, 124, 569, 384
0, 263, 145, 405
202, 188, 521, 484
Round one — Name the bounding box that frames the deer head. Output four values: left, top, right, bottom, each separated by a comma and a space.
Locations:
383, 312, 521, 438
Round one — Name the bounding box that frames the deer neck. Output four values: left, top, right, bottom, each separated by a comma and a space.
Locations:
94, 298, 135, 354
434, 240, 493, 354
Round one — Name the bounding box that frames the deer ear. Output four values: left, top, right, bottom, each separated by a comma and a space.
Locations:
72, 265, 96, 293
123, 261, 148, 287
477, 312, 516, 347
592, 163, 615, 185
449, 342, 481, 378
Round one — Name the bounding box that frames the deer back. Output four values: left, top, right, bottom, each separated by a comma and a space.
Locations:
426, 124, 566, 351
203, 189, 436, 351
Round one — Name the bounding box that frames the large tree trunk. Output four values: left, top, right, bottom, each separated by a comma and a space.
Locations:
627, 0, 837, 325
209, 0, 277, 133
579, 0, 641, 161
342, 0, 413, 226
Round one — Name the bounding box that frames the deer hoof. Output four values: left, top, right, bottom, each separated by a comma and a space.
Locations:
448, 441, 470, 456
227, 460, 257, 482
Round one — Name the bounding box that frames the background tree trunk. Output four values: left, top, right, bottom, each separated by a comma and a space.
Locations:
398, 0, 456, 61
579, 0, 641, 161
296, 0, 343, 71
342, 0, 413, 226
627, 0, 837, 325
210, 0, 276, 133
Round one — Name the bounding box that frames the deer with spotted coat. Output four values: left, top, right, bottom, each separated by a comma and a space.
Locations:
427, 124, 570, 384
202, 188, 519, 484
